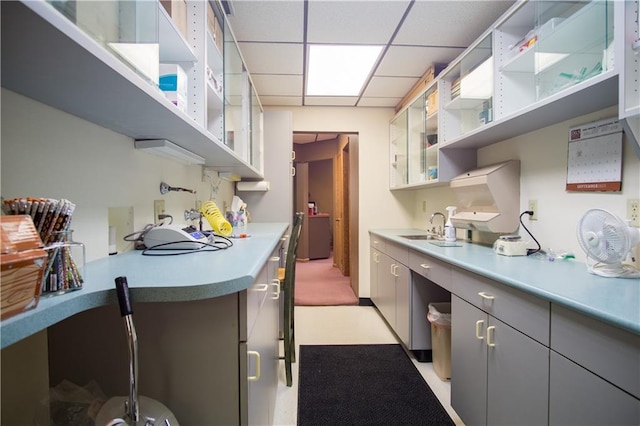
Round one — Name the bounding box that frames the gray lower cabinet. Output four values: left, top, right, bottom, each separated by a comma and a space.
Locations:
370, 246, 382, 302
451, 264, 550, 426
370, 237, 449, 351
549, 352, 640, 426
372, 241, 411, 346
549, 304, 640, 426
48, 255, 281, 425
452, 295, 549, 426
241, 252, 280, 425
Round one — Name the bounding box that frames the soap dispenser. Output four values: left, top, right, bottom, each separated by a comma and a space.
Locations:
444, 206, 457, 242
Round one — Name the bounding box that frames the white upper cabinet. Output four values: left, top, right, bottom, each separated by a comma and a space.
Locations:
1, 0, 263, 178
617, 0, 640, 155
390, 0, 625, 189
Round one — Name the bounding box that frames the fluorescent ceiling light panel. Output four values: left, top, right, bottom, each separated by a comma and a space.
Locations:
135, 139, 205, 165
306, 45, 383, 96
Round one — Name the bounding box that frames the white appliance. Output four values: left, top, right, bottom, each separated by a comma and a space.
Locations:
449, 160, 521, 233
143, 225, 212, 250
576, 209, 640, 278
493, 235, 527, 256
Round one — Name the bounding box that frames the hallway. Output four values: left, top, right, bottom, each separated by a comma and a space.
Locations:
274, 305, 463, 425
294, 256, 358, 306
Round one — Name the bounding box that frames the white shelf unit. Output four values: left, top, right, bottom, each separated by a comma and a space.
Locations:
1, 0, 263, 179
441, 33, 494, 144
617, 0, 640, 155
390, 0, 624, 190
407, 93, 426, 184
206, 28, 224, 143
390, 110, 408, 188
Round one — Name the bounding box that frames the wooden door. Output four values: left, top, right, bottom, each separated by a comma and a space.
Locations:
295, 162, 309, 260
333, 140, 349, 275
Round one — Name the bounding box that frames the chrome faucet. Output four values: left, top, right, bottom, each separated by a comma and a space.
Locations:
430, 212, 446, 236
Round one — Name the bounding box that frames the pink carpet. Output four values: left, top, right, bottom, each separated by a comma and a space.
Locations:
294, 256, 358, 306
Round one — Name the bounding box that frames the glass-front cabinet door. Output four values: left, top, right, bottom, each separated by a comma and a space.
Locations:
495, 1, 614, 119
424, 84, 439, 182
440, 34, 494, 144
407, 93, 426, 184
206, 2, 225, 143
618, 0, 640, 124
390, 110, 408, 188
250, 81, 264, 172
224, 23, 245, 156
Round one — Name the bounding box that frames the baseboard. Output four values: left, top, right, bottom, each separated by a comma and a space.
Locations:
358, 297, 373, 306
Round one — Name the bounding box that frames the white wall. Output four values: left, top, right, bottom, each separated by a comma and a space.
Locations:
411, 106, 640, 266
1, 89, 235, 262
4, 90, 638, 294
266, 106, 414, 297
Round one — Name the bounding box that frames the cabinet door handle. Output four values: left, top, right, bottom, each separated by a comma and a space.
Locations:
270, 256, 280, 262
253, 283, 268, 292
478, 292, 495, 301
291, 166, 296, 177
420, 263, 431, 270
373, 252, 379, 263
475, 320, 485, 340
271, 279, 281, 299
247, 351, 261, 381
486, 326, 496, 347
291, 150, 296, 161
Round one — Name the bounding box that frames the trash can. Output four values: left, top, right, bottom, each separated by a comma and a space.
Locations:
427, 302, 451, 381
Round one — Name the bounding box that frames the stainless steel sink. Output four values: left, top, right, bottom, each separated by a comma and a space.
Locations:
400, 235, 431, 240
400, 234, 436, 240
429, 241, 462, 247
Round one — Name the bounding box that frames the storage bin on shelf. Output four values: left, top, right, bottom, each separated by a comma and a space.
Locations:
427, 302, 452, 381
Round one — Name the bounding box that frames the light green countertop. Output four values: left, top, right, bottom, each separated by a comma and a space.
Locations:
1, 223, 288, 349
370, 229, 640, 335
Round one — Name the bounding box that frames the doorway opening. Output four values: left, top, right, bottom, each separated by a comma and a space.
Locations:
292, 132, 359, 305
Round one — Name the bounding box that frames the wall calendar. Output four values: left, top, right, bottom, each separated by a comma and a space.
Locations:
566, 117, 623, 192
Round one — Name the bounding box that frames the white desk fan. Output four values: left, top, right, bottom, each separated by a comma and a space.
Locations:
576, 209, 640, 278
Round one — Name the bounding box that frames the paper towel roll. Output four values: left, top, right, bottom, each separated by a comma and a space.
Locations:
236, 181, 270, 192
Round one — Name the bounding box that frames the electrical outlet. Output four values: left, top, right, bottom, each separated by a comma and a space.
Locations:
627, 198, 639, 227
528, 200, 538, 220
154, 200, 165, 222
422, 200, 427, 213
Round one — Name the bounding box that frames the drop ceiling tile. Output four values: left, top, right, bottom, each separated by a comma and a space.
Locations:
260, 96, 303, 106
238, 42, 303, 75
307, 0, 410, 44
304, 96, 358, 106
251, 74, 303, 97
358, 97, 402, 108
364, 76, 420, 98
394, 1, 513, 47
226, 1, 304, 43
376, 45, 463, 77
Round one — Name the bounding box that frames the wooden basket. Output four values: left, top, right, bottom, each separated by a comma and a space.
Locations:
1, 216, 46, 320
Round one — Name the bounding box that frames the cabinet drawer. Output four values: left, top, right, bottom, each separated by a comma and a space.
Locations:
370, 235, 386, 253
241, 264, 270, 342
452, 268, 549, 345
409, 249, 451, 291
384, 240, 409, 265
551, 304, 640, 399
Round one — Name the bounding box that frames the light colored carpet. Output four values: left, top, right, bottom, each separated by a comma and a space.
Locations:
294, 257, 358, 306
